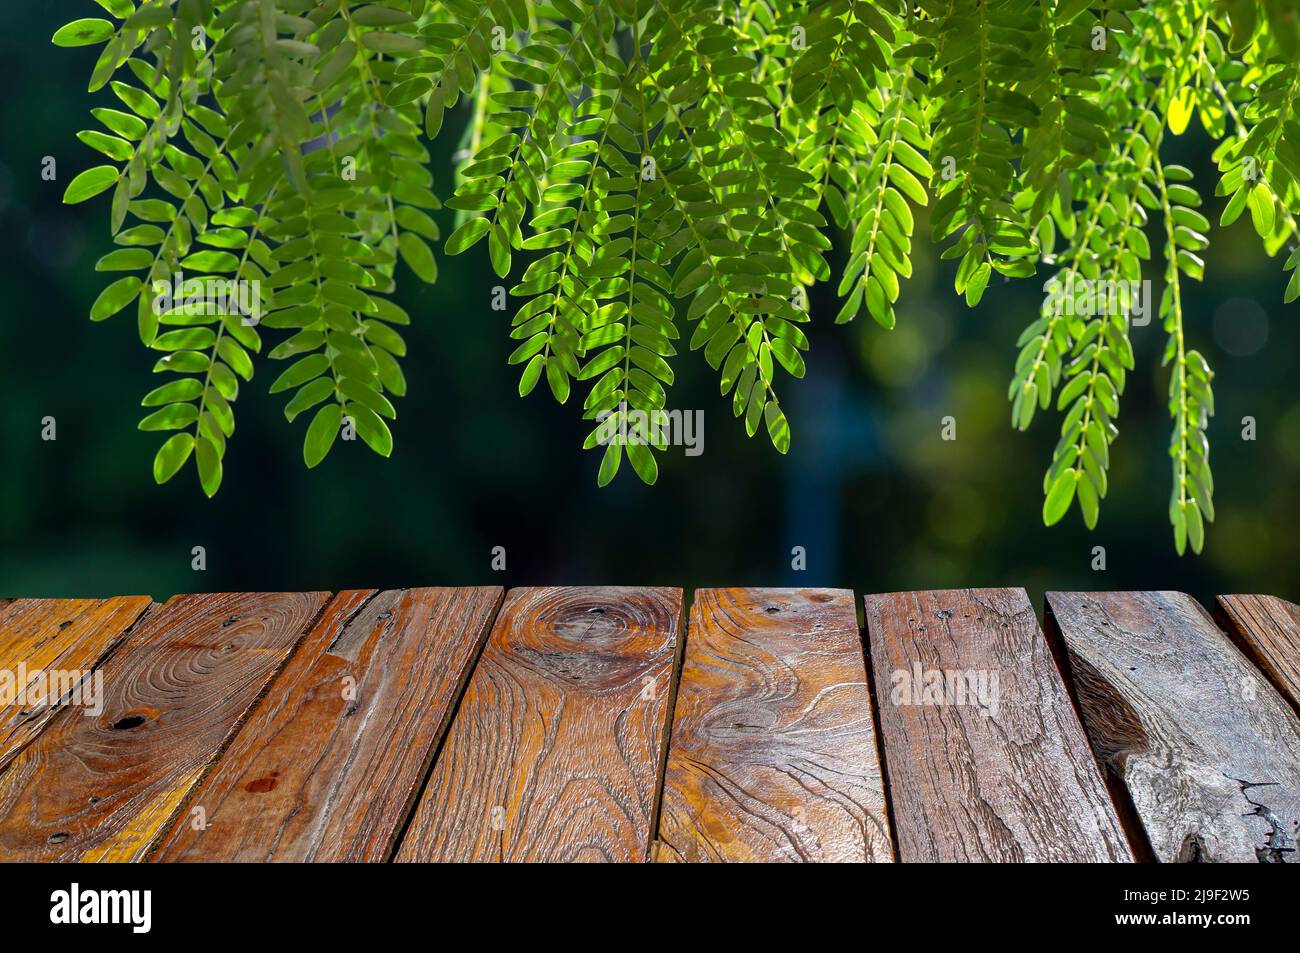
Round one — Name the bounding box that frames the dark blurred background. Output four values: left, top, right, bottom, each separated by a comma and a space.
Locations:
3, 3, 1297, 606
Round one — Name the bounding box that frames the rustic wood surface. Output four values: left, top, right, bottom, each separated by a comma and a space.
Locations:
1215, 594, 1300, 717
866, 588, 1132, 862
0, 597, 152, 771
0, 586, 1294, 864
656, 588, 891, 862
395, 587, 681, 862
0, 591, 328, 862
153, 587, 502, 862
1047, 591, 1300, 863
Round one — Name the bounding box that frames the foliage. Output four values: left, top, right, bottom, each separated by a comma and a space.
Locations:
55, 0, 1300, 554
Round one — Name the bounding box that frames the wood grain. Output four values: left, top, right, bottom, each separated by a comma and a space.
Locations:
152, 587, 502, 862
394, 586, 681, 862
1047, 591, 1300, 863
0, 591, 328, 862
866, 588, 1132, 862
1215, 594, 1300, 716
0, 598, 152, 770
656, 588, 891, 862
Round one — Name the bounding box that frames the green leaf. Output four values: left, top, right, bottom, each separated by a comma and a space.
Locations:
95, 248, 151, 271
1186, 501, 1205, 554
90, 276, 141, 321
965, 262, 992, 307
139, 403, 199, 431
153, 433, 195, 484
181, 250, 241, 272
1247, 184, 1275, 238
351, 4, 416, 26
270, 355, 329, 394
1043, 469, 1077, 526
626, 440, 658, 485
348, 406, 393, 457
77, 130, 133, 162
1220, 185, 1249, 227
195, 436, 222, 497
94, 0, 133, 17
488, 225, 511, 277
398, 232, 438, 283
518, 353, 545, 396
597, 440, 621, 487
446, 218, 491, 255
304, 403, 343, 468
1077, 471, 1099, 529
764, 402, 790, 454
63, 165, 119, 204
1167, 86, 1194, 135
359, 32, 424, 55
546, 359, 570, 404
52, 18, 114, 47
142, 378, 203, 406
284, 378, 335, 422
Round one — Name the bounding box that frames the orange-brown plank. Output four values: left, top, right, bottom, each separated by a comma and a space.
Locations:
152, 587, 503, 862
1215, 594, 1300, 716
656, 588, 891, 862
866, 588, 1132, 862
0, 591, 329, 861
0, 597, 152, 771
1047, 591, 1300, 862
395, 586, 681, 862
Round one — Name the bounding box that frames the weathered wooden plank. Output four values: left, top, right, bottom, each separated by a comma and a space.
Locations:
1215, 594, 1300, 716
656, 588, 891, 862
395, 586, 681, 862
0, 591, 329, 862
0, 598, 153, 771
866, 588, 1132, 862
152, 587, 503, 862
1047, 591, 1300, 863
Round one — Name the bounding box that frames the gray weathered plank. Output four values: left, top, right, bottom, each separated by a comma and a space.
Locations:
1047, 591, 1300, 863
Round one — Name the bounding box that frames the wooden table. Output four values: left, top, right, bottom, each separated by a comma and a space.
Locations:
0, 587, 1295, 863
